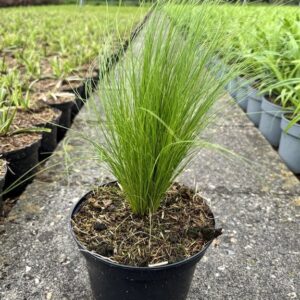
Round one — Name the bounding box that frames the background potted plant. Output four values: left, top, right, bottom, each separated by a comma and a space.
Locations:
259, 78, 294, 148
0, 106, 44, 196
277, 78, 300, 174
11, 91, 62, 159
69, 1, 236, 300
279, 113, 300, 174
0, 70, 62, 157
249, 17, 298, 147
32, 91, 75, 141
246, 85, 264, 126
258, 83, 291, 148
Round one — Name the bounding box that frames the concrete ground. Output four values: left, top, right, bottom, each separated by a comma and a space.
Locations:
0, 31, 299, 300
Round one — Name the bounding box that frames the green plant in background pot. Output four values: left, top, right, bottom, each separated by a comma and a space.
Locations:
0, 106, 46, 197
271, 78, 300, 174
0, 73, 62, 159
279, 110, 300, 174
70, 1, 236, 299
242, 15, 300, 147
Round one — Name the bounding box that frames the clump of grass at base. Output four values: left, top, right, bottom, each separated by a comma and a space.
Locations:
89, 0, 237, 216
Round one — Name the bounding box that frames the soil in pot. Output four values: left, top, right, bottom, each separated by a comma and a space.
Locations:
259, 95, 287, 147
72, 182, 220, 267
0, 133, 41, 197
13, 106, 61, 159
30, 78, 60, 93
71, 182, 221, 300
279, 114, 300, 174
33, 92, 75, 141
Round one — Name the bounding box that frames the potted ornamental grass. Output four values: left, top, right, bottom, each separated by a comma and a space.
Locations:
70, 1, 236, 299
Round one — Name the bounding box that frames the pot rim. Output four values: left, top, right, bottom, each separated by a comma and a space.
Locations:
261, 97, 288, 117
0, 135, 42, 157
48, 98, 75, 108
281, 113, 300, 138
69, 181, 216, 272
282, 113, 300, 127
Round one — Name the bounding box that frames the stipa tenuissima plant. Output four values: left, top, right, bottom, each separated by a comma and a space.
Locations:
86, 0, 238, 216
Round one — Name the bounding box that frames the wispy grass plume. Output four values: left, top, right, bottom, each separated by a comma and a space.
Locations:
88, 0, 238, 215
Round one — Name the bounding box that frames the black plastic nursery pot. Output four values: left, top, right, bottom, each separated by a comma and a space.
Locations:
38, 108, 62, 159
2, 137, 41, 197
48, 101, 74, 141
70, 94, 85, 120
0, 161, 7, 203
0, 176, 5, 204
63, 81, 89, 103
62, 84, 89, 120
87, 74, 99, 92
70, 182, 216, 300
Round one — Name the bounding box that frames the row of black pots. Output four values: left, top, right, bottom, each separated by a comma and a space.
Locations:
0, 75, 100, 201
1, 106, 64, 197
53, 9, 152, 139
0, 5, 150, 200
0, 12, 147, 202
70, 181, 217, 300
53, 76, 99, 141
38, 75, 98, 157
226, 76, 300, 174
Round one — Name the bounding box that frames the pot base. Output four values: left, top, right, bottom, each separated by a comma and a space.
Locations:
70, 182, 220, 300
3, 138, 41, 198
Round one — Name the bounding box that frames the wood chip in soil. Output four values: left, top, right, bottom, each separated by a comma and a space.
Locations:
72, 182, 222, 267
